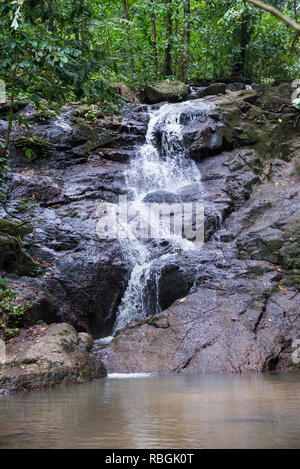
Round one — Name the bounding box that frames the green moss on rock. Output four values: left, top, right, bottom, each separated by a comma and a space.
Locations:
0, 219, 39, 277
14, 136, 54, 159
145, 80, 188, 104
279, 226, 300, 290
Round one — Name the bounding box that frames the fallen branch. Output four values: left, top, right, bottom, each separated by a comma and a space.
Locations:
244, 0, 300, 33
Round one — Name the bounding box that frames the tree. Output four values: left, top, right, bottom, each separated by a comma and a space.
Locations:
0, 0, 119, 185
122, 0, 136, 74
164, 0, 173, 76
244, 0, 300, 33
150, 0, 158, 79
179, 0, 191, 81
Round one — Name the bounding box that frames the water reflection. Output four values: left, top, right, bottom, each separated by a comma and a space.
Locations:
0, 372, 299, 448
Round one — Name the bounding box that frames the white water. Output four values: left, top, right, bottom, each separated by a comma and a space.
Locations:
113, 101, 210, 332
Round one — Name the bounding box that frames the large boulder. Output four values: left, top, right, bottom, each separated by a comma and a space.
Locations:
0, 323, 106, 394
101, 258, 300, 374
189, 83, 226, 99
145, 80, 188, 104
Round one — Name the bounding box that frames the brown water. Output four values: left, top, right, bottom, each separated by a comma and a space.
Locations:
0, 372, 299, 449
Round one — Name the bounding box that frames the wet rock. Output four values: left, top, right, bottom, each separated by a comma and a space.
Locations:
177, 183, 202, 202
191, 83, 226, 99
225, 83, 246, 93
78, 332, 94, 352
103, 256, 299, 374
145, 80, 188, 104
1, 278, 59, 330
186, 121, 225, 159
10, 173, 65, 207
98, 148, 134, 163
44, 242, 131, 338
0, 219, 39, 277
0, 323, 106, 394
237, 227, 284, 263
146, 257, 199, 313
143, 190, 182, 204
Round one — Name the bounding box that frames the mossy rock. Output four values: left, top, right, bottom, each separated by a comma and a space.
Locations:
0, 219, 32, 238
0, 234, 20, 265
0, 219, 38, 277
279, 225, 300, 290
16, 198, 36, 214
145, 80, 188, 104
0, 100, 29, 119
14, 136, 54, 160
0, 235, 39, 277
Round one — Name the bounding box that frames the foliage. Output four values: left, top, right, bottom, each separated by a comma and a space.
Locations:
0, 0, 298, 179
14, 136, 54, 159
86, 0, 299, 84
292, 88, 300, 109
0, 276, 31, 341
1, 1, 298, 100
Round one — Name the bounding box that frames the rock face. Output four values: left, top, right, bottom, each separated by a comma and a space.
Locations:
94, 84, 300, 375
100, 245, 300, 374
0, 83, 299, 385
101, 283, 299, 374
145, 80, 188, 104
0, 323, 106, 394
0, 103, 143, 338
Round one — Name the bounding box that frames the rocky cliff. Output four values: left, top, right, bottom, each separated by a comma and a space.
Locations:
0, 82, 299, 392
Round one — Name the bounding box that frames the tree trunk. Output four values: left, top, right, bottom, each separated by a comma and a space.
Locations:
164, 0, 173, 76
179, 0, 191, 81
150, 0, 158, 79
122, 0, 135, 74
294, 0, 298, 23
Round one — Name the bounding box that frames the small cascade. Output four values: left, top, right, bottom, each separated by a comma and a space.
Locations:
113, 101, 211, 333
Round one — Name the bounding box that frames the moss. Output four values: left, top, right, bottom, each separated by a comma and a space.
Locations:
14, 136, 54, 159
4, 328, 19, 340
0, 281, 26, 341
59, 328, 71, 336
16, 197, 36, 214
271, 284, 280, 293
71, 104, 105, 123
0, 376, 12, 386
0, 219, 39, 277
0, 219, 32, 238
248, 204, 273, 222
279, 226, 300, 290
35, 102, 58, 123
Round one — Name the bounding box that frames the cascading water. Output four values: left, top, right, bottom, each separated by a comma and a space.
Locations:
113, 100, 209, 333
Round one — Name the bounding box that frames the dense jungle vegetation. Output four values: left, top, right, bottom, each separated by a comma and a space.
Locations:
0, 0, 299, 109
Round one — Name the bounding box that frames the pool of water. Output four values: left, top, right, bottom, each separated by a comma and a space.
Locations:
0, 372, 299, 449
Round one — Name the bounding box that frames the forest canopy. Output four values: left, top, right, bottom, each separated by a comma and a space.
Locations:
0, 0, 299, 107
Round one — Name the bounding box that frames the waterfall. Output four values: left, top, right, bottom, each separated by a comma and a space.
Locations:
113, 101, 209, 333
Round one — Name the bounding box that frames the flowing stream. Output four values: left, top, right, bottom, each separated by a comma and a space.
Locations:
113, 101, 209, 332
